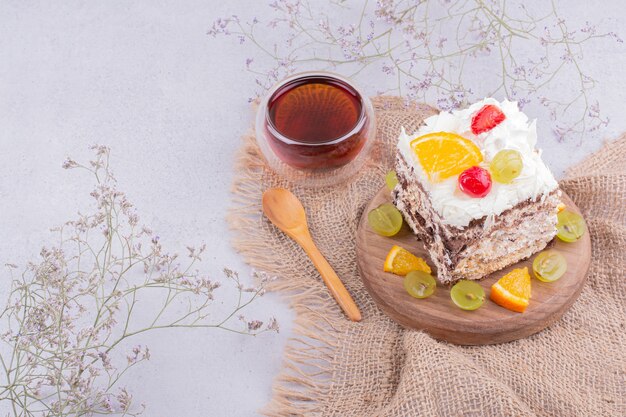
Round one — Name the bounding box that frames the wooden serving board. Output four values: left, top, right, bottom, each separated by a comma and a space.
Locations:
356, 187, 591, 345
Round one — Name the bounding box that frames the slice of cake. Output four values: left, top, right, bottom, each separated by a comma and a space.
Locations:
392, 98, 560, 285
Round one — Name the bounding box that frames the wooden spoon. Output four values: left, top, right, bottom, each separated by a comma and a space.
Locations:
262, 188, 362, 322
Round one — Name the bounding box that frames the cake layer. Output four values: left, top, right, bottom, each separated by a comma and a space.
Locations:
393, 153, 560, 284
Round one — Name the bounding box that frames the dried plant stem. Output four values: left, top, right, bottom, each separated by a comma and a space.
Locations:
209, 0, 621, 140
0, 146, 278, 416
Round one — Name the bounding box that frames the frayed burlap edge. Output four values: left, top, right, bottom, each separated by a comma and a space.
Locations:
228, 130, 342, 416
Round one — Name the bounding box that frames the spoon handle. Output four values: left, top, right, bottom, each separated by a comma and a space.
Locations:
298, 237, 362, 322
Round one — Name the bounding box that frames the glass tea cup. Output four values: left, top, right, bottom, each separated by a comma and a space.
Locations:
255, 71, 375, 187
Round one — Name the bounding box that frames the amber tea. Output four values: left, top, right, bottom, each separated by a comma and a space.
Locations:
264, 75, 370, 169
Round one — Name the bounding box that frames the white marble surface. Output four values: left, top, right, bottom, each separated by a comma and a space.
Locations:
0, 1, 624, 416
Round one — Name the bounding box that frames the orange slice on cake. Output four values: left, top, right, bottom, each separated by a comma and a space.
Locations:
410, 132, 483, 182
384, 245, 431, 276
490, 267, 531, 313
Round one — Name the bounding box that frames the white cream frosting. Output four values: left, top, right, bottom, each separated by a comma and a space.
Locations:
397, 98, 558, 228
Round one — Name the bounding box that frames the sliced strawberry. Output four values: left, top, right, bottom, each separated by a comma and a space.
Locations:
471, 104, 506, 135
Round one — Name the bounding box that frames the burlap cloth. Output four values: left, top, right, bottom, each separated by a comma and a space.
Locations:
229, 97, 625, 417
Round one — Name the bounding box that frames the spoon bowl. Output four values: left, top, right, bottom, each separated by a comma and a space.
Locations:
262, 188, 308, 237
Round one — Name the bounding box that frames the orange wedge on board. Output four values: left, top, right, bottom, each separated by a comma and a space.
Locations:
490, 267, 531, 313
384, 245, 431, 276
410, 132, 483, 182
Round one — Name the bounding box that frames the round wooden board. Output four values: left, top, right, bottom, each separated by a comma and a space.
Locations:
356, 187, 591, 345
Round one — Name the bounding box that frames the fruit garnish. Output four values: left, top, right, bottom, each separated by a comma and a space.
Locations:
385, 170, 399, 190
368, 203, 403, 237
556, 210, 586, 242
490, 149, 523, 184
458, 166, 492, 198
490, 267, 531, 313
450, 280, 485, 310
471, 104, 506, 135
410, 132, 483, 182
532, 250, 567, 282
383, 245, 431, 276
404, 271, 437, 299
557, 202, 566, 213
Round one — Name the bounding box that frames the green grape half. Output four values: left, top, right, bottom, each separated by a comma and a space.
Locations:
367, 203, 403, 237
533, 250, 567, 282
404, 271, 437, 299
489, 149, 523, 184
386, 170, 399, 190
450, 280, 485, 311
556, 210, 586, 242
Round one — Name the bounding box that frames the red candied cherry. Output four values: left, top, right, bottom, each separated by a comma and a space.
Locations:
471, 104, 506, 135
458, 166, 492, 198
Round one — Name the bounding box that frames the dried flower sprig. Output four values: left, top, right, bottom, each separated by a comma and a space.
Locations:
208, 0, 622, 142
0, 145, 278, 416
